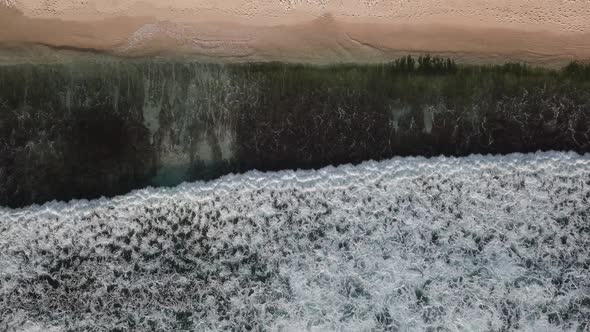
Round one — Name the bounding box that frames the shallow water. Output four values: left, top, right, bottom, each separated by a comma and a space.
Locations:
1, 55, 589, 207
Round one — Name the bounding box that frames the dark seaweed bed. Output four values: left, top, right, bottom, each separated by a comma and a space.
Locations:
1, 55, 589, 207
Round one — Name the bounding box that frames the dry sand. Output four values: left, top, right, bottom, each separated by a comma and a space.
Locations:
1, 0, 590, 65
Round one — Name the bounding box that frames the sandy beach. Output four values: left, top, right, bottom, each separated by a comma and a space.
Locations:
1, 0, 590, 65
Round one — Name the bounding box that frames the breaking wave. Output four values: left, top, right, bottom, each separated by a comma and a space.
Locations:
1, 152, 589, 331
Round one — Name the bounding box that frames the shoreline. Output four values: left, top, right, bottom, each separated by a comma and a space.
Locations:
0, 47, 587, 69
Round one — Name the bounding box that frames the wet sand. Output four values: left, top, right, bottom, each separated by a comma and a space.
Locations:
1, 1, 590, 65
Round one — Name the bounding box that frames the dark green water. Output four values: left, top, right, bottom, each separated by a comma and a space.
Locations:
1, 55, 589, 207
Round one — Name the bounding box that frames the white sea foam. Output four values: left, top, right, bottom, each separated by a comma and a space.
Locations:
1, 152, 589, 331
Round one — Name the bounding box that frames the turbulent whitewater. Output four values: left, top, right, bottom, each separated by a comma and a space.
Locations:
1, 152, 589, 331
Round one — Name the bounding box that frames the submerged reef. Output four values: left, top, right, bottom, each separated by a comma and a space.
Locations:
1, 55, 589, 207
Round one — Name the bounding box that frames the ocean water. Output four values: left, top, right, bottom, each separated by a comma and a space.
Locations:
1, 152, 589, 331
2, 57, 589, 207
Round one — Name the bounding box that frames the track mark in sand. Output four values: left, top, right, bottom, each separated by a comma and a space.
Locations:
343, 31, 387, 53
